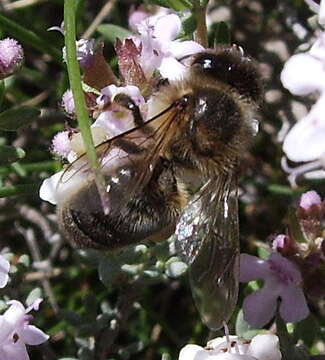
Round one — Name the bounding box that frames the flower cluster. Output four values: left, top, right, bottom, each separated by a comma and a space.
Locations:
0, 254, 49, 360
0, 38, 24, 80
281, 3, 325, 186
240, 190, 325, 328
179, 334, 282, 360
40, 12, 204, 204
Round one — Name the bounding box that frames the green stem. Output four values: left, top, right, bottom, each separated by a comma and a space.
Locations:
193, 0, 208, 47
0, 14, 62, 64
64, 0, 109, 214
0, 183, 39, 198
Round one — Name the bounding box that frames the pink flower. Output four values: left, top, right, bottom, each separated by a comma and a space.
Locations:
299, 190, 322, 210
240, 252, 309, 328
179, 334, 282, 360
0, 299, 49, 360
0, 38, 24, 80
133, 14, 204, 80
0, 254, 10, 288
51, 130, 72, 159
61, 89, 75, 114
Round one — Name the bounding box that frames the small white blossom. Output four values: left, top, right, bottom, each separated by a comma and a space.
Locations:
179, 334, 282, 360
0, 254, 10, 288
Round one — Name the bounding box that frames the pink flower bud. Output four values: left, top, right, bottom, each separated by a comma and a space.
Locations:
51, 130, 72, 159
61, 89, 75, 114
299, 190, 322, 210
0, 38, 24, 79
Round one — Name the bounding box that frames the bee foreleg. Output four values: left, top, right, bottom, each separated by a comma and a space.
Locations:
113, 93, 144, 126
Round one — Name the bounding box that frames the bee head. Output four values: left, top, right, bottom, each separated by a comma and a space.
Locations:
190, 46, 263, 104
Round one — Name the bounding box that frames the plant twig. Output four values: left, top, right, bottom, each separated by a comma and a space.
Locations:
82, 0, 117, 39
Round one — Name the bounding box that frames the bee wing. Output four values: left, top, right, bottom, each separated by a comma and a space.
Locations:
56, 103, 182, 214
175, 173, 239, 330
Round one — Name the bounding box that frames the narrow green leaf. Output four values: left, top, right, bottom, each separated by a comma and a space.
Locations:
182, 15, 197, 36
97, 24, 131, 42
288, 207, 306, 243
0, 14, 62, 64
214, 21, 231, 45
0, 145, 25, 165
147, 0, 192, 11
0, 106, 40, 131
0, 183, 38, 198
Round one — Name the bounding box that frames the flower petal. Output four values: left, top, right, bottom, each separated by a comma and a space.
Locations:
279, 285, 310, 323
154, 14, 181, 42
248, 334, 282, 360
1, 340, 29, 360
0, 255, 10, 288
178, 344, 209, 360
39, 170, 64, 205
169, 40, 204, 59
159, 57, 187, 80
20, 325, 49, 345
242, 286, 278, 328
283, 100, 325, 162
281, 53, 325, 95
239, 254, 269, 282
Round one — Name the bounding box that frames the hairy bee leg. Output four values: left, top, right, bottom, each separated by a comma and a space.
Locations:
113, 93, 144, 126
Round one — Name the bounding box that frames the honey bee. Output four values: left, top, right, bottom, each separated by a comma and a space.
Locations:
56, 45, 262, 330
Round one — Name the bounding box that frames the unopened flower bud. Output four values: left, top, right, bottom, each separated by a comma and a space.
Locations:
0, 38, 24, 79
61, 89, 75, 114
299, 190, 322, 211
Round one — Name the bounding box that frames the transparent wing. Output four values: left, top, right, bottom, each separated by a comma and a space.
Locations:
175, 173, 239, 330
56, 103, 182, 215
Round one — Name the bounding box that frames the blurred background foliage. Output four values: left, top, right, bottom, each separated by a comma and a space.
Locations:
0, 0, 324, 359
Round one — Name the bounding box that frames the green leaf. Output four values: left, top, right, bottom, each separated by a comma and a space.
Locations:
0, 106, 40, 131
293, 315, 320, 347
235, 309, 259, 339
25, 287, 42, 307
147, 0, 192, 11
214, 21, 231, 45
288, 207, 306, 243
0, 145, 25, 165
0, 183, 38, 198
97, 24, 131, 43
98, 255, 121, 286
0, 14, 62, 64
182, 15, 197, 36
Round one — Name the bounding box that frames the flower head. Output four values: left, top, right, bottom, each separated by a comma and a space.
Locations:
61, 89, 75, 114
51, 130, 72, 159
240, 252, 309, 328
299, 190, 322, 211
0, 299, 49, 360
0, 254, 10, 288
130, 13, 204, 80
179, 334, 282, 360
0, 38, 24, 80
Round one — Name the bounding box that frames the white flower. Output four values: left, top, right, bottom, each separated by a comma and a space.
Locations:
0, 299, 49, 360
178, 334, 282, 360
304, 0, 325, 26
280, 32, 325, 184
134, 13, 204, 80
0, 254, 10, 288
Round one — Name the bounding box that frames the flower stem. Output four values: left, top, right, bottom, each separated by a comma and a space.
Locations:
193, 0, 208, 48
64, 0, 110, 215
0, 81, 4, 109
